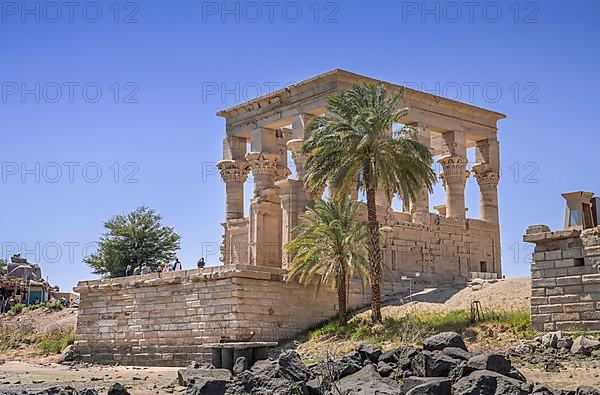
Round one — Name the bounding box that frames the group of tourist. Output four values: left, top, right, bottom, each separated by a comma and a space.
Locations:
123, 257, 207, 277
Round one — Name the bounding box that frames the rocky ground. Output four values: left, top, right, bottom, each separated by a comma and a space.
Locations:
1, 278, 600, 394
4, 331, 597, 394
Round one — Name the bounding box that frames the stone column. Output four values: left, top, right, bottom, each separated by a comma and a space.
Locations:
406, 123, 432, 214
438, 155, 469, 219
287, 139, 306, 180
375, 188, 391, 208
472, 164, 500, 223
474, 138, 500, 224
246, 152, 282, 267
217, 160, 249, 220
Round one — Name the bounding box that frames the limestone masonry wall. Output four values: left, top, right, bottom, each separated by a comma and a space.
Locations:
525, 225, 600, 332
73, 265, 371, 366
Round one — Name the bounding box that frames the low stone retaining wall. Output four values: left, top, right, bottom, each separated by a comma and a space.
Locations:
524, 225, 600, 331
72, 265, 373, 366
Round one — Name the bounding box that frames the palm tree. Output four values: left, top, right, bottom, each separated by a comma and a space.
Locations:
285, 197, 368, 326
302, 84, 436, 323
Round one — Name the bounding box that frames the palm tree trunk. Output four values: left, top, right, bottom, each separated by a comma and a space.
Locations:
364, 170, 383, 323
337, 261, 347, 326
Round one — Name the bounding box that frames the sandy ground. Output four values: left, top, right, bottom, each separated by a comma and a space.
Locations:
521, 365, 600, 390
381, 277, 531, 317
0, 307, 78, 362
1, 307, 78, 334
0, 361, 181, 394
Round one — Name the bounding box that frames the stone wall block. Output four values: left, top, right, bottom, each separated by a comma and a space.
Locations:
556, 276, 582, 286
532, 278, 556, 288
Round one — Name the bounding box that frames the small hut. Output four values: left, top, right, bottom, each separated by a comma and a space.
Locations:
0, 254, 52, 311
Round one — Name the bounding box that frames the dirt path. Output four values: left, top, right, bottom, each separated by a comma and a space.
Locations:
520, 365, 600, 390
381, 277, 531, 316
0, 361, 180, 394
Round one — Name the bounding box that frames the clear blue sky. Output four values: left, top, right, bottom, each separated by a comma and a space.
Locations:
1, 0, 599, 291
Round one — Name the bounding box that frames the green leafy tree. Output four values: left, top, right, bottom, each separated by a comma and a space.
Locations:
84, 206, 181, 277
0, 259, 6, 275
303, 84, 436, 323
285, 197, 368, 326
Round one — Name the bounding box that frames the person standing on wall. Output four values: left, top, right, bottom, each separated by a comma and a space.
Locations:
141, 263, 150, 275
172, 258, 182, 271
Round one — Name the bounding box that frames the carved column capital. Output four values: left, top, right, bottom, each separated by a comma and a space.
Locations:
217, 160, 249, 183
245, 152, 279, 176
472, 163, 500, 191
437, 155, 469, 187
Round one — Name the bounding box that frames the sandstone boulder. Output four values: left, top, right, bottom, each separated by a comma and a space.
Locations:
541, 332, 562, 348
571, 336, 600, 355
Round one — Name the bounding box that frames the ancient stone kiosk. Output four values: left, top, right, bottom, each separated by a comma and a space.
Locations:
73, 70, 505, 366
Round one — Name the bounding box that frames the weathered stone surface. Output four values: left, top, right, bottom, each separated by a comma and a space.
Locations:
571, 336, 600, 355
107, 383, 130, 395
422, 332, 467, 352
377, 361, 394, 377
452, 370, 530, 395
407, 378, 451, 395
37, 386, 85, 395
531, 383, 559, 395
541, 331, 561, 348
188, 378, 229, 395
525, 224, 600, 333
277, 350, 309, 382
411, 350, 460, 377
577, 386, 600, 395
556, 336, 574, 350
442, 347, 472, 361
338, 365, 402, 394
225, 356, 308, 395
378, 345, 419, 365
57, 345, 75, 364
401, 377, 451, 395
305, 377, 322, 395
177, 368, 231, 386
357, 343, 382, 362
233, 357, 248, 376
466, 354, 512, 376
